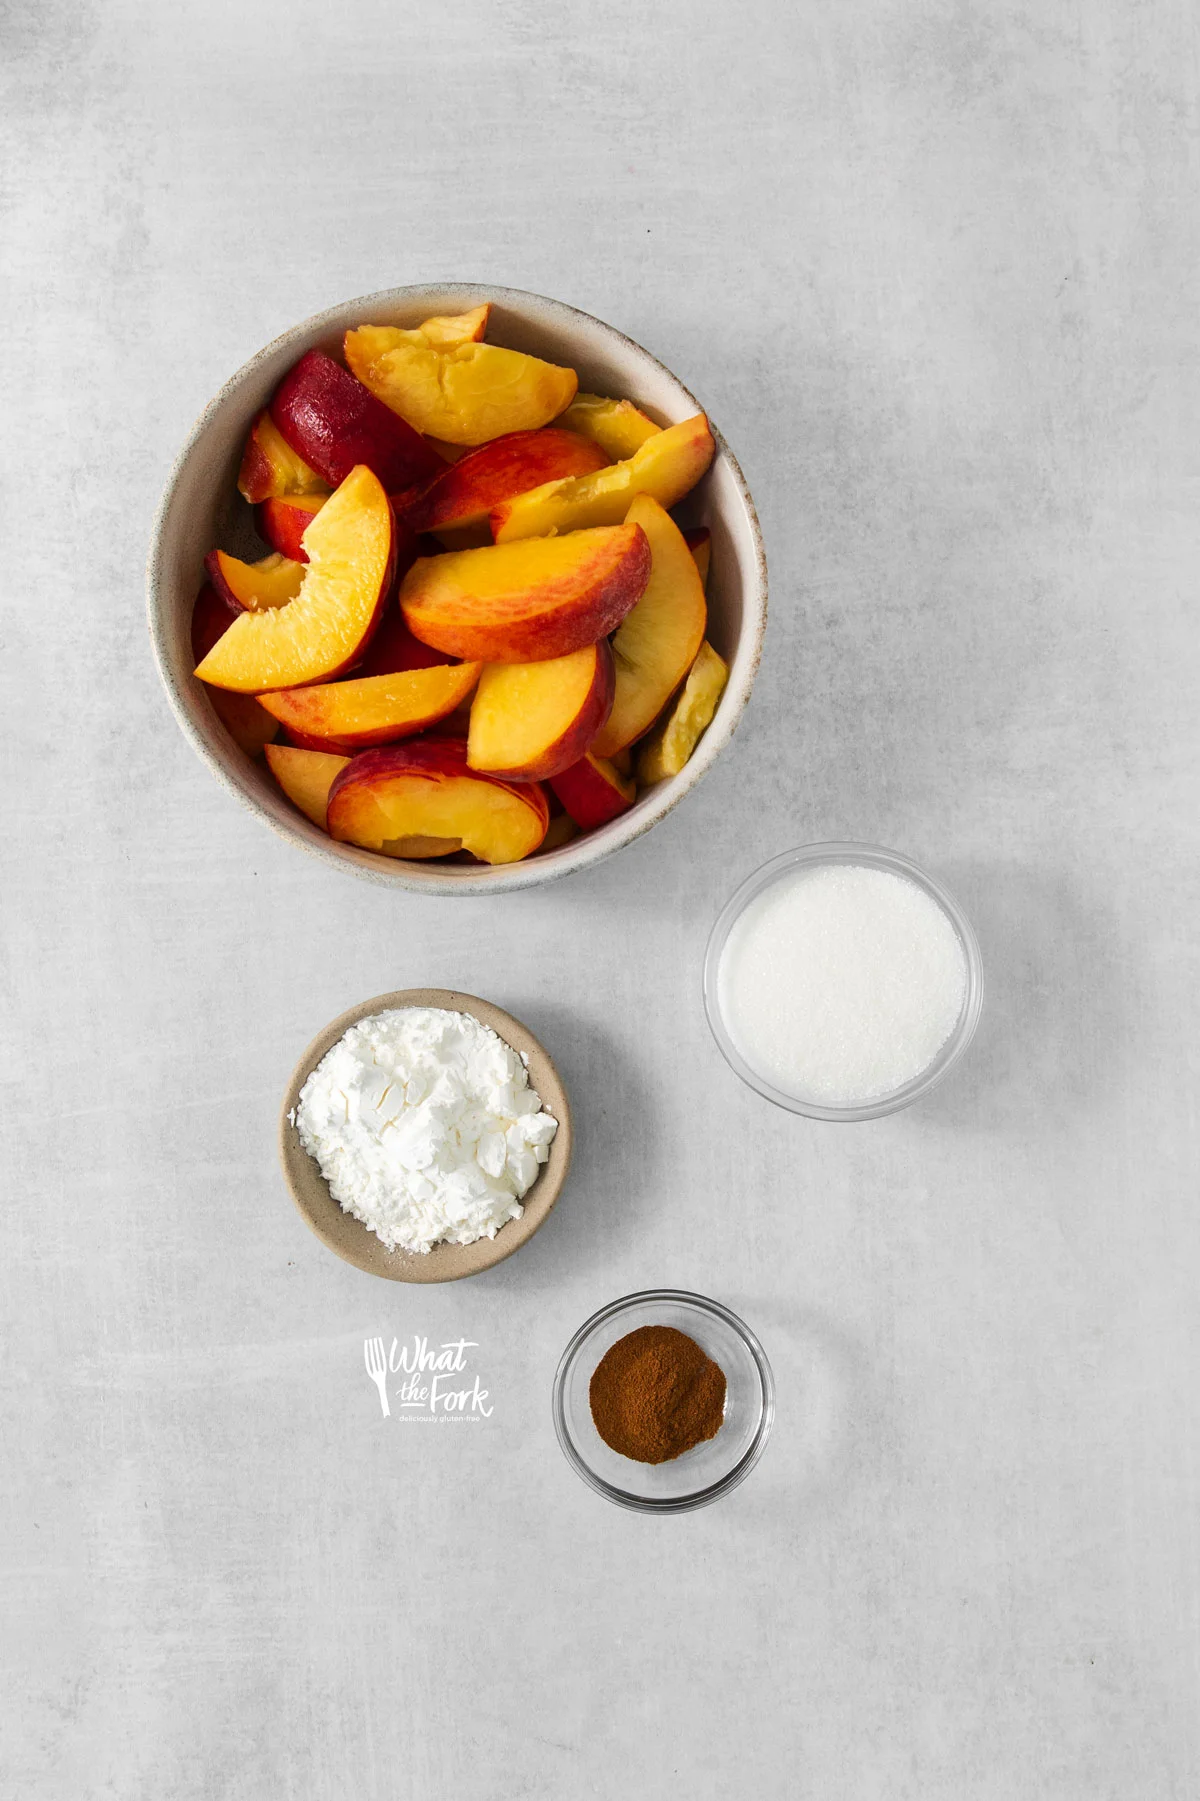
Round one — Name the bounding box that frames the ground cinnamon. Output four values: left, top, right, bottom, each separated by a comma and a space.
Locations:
589, 1325, 726, 1464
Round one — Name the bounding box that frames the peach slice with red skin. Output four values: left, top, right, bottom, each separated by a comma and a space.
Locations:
258, 661, 481, 752
270, 350, 441, 492
411, 428, 608, 547
190, 585, 280, 756
194, 465, 394, 693
354, 603, 454, 677
344, 323, 577, 447
555, 393, 661, 461
467, 640, 614, 782
399, 523, 650, 664
205, 549, 304, 612
237, 409, 329, 505
256, 492, 327, 562
550, 751, 636, 830
327, 738, 548, 864
590, 495, 707, 758
491, 413, 715, 542
264, 744, 350, 829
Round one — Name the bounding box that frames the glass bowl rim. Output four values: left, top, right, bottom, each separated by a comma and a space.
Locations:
552, 1288, 776, 1513
703, 841, 985, 1121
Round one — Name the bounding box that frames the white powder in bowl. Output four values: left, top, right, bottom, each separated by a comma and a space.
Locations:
294, 1007, 558, 1253
717, 863, 967, 1106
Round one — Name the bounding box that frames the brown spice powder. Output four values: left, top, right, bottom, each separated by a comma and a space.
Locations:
589, 1325, 727, 1464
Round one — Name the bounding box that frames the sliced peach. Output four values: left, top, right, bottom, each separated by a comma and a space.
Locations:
264, 744, 350, 829
555, 393, 661, 461
190, 585, 279, 756
491, 414, 715, 543
636, 640, 729, 784
257, 492, 326, 562
684, 526, 711, 588
427, 438, 472, 465
205, 549, 304, 613
550, 751, 636, 830
344, 324, 577, 447
415, 304, 491, 348
538, 812, 579, 853
590, 495, 707, 758
194, 465, 394, 693
259, 661, 481, 752
411, 428, 608, 547
400, 522, 650, 664
468, 641, 613, 782
354, 604, 454, 677
237, 410, 329, 505
270, 350, 441, 491
327, 738, 548, 864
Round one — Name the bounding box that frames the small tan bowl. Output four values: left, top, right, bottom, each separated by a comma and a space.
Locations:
279, 988, 573, 1282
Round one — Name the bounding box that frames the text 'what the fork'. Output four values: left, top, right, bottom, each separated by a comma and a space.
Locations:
362, 1335, 494, 1422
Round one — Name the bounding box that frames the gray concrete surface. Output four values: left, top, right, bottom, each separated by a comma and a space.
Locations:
3, 2, 1198, 1795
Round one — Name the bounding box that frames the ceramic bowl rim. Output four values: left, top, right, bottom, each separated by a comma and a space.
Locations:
278, 987, 572, 1282
146, 282, 768, 895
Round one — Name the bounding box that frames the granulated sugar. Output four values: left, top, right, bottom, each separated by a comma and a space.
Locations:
717, 863, 967, 1106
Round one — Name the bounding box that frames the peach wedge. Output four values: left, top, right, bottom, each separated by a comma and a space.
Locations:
590, 495, 707, 759
237, 409, 328, 505
264, 744, 350, 829
399, 522, 650, 664
256, 492, 327, 562
468, 641, 614, 782
271, 350, 441, 492
190, 585, 279, 757
344, 322, 578, 446
327, 739, 549, 864
555, 393, 661, 461
194, 465, 394, 693
411, 428, 608, 547
550, 751, 636, 830
636, 640, 729, 784
205, 549, 304, 612
684, 526, 711, 588
259, 661, 481, 752
491, 413, 715, 542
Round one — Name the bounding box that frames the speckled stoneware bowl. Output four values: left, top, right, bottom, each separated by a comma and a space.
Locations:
147, 283, 767, 893
279, 989, 573, 1283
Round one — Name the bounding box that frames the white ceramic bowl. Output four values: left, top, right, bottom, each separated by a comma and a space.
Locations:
147, 284, 767, 894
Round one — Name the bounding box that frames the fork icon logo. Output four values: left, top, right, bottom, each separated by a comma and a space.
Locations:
361, 1334, 494, 1422
364, 1337, 391, 1416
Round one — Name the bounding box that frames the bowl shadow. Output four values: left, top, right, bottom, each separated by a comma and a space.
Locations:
916, 859, 1134, 1133
479, 1003, 663, 1294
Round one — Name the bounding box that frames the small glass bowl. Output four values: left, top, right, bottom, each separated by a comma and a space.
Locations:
704, 842, 984, 1122
553, 1290, 775, 1512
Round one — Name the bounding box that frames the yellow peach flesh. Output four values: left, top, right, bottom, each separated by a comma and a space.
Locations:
635, 640, 729, 784
491, 414, 715, 542
555, 393, 662, 461
264, 745, 350, 829
345, 325, 578, 446
194, 466, 393, 693
590, 494, 707, 758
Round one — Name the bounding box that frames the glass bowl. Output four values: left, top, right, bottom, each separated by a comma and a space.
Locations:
553, 1290, 774, 1512
704, 842, 984, 1121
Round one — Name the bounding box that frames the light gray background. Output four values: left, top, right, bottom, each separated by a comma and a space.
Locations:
3, 1, 1198, 1795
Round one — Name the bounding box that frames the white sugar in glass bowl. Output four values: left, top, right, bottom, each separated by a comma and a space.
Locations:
147, 284, 767, 894
704, 843, 984, 1120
